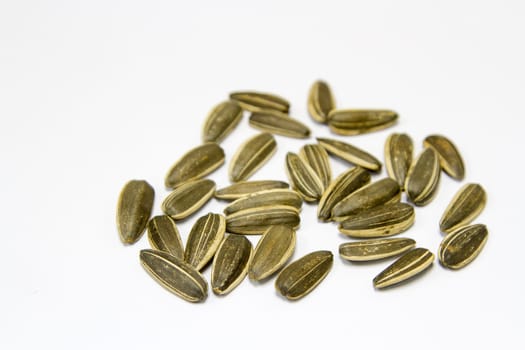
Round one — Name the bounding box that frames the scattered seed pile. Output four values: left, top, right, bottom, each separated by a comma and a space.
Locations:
116, 81, 489, 302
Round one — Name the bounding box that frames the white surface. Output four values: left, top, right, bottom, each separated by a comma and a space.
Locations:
1, 0, 524, 348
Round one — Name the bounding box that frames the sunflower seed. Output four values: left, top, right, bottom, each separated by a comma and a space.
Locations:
317, 137, 382, 172
230, 91, 290, 113
225, 205, 300, 235
338, 202, 415, 238
384, 133, 413, 191
140, 249, 207, 303
275, 250, 333, 300
229, 133, 277, 182
223, 189, 302, 216
147, 215, 184, 259
331, 178, 401, 222
440, 183, 487, 234
373, 248, 434, 289
165, 143, 225, 189
161, 179, 216, 220
307, 80, 335, 123
211, 234, 253, 295
438, 224, 488, 270
249, 225, 296, 281
184, 213, 226, 271
423, 135, 465, 180
117, 180, 154, 245
327, 109, 398, 135
285, 152, 324, 202
249, 112, 310, 139
299, 144, 332, 188
202, 101, 243, 143
317, 167, 371, 221
405, 147, 441, 206
215, 180, 289, 201
339, 238, 416, 262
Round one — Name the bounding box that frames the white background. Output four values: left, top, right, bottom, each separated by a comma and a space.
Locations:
1, 0, 524, 349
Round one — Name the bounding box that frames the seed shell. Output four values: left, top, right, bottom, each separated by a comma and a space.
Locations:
229, 133, 277, 183
184, 213, 226, 271
230, 91, 290, 113
384, 133, 413, 191
215, 180, 290, 201
223, 189, 302, 216
339, 238, 416, 262
275, 250, 333, 300
423, 134, 465, 180
147, 215, 184, 259
202, 101, 243, 143
405, 148, 441, 206
225, 205, 300, 235
438, 224, 488, 269
299, 144, 332, 188
249, 112, 310, 139
140, 249, 208, 303
317, 137, 382, 172
285, 152, 325, 202
373, 248, 434, 289
211, 234, 253, 295
117, 180, 155, 245
161, 179, 216, 220
440, 183, 487, 234
307, 80, 335, 123
328, 109, 398, 135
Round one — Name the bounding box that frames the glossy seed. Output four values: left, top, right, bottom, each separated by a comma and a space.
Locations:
331, 178, 401, 222
161, 179, 215, 220
184, 213, 226, 271
249, 225, 296, 281
230, 91, 290, 113
117, 180, 154, 244
225, 205, 300, 235
223, 189, 302, 216
211, 234, 253, 295
249, 112, 310, 139
328, 109, 398, 135
202, 101, 243, 143
438, 224, 488, 269
140, 249, 207, 303
373, 248, 434, 289
165, 143, 225, 189
215, 180, 289, 201
317, 167, 371, 221
229, 133, 277, 182
147, 215, 184, 259
317, 137, 382, 172
275, 251, 333, 300
339, 238, 416, 262
440, 183, 487, 234
338, 202, 415, 238
299, 144, 332, 188
307, 80, 335, 123
285, 152, 324, 202
423, 135, 465, 180
385, 133, 413, 191
405, 148, 441, 206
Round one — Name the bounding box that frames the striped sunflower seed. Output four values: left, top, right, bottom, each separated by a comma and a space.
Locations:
147, 215, 184, 259
211, 234, 253, 295
384, 133, 413, 191
223, 189, 302, 216
307, 80, 335, 123
140, 249, 207, 303
161, 179, 215, 220
338, 202, 415, 238
317, 167, 371, 221
230, 91, 290, 113
339, 238, 416, 262
184, 213, 226, 271
299, 144, 332, 188
440, 183, 487, 234
202, 101, 243, 143
317, 137, 382, 172
225, 205, 300, 235
327, 109, 398, 135
215, 180, 289, 201
405, 147, 441, 206
285, 152, 324, 202
423, 134, 465, 180
249, 112, 310, 139
438, 224, 488, 270
165, 143, 225, 189
117, 180, 154, 245
275, 250, 333, 300
373, 248, 434, 289
229, 133, 277, 182
331, 178, 401, 222
249, 225, 296, 281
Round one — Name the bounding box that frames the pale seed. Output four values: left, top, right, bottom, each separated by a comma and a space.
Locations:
373, 248, 434, 289
384, 133, 413, 191
147, 215, 184, 259
202, 101, 243, 143
327, 109, 398, 135
405, 147, 441, 206
230, 91, 290, 113
317, 137, 382, 172
184, 213, 226, 271
229, 133, 277, 182
299, 144, 332, 188
440, 183, 487, 234
423, 134, 465, 180
161, 179, 216, 220
225, 205, 300, 235
223, 189, 302, 216
215, 180, 289, 201
307, 80, 335, 123
249, 112, 310, 139
117, 180, 154, 245
285, 152, 324, 202
339, 238, 416, 262
438, 224, 488, 270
